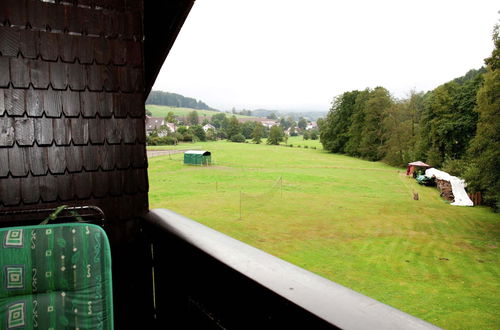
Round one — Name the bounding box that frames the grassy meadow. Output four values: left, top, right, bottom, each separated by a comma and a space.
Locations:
147, 140, 500, 329
146, 104, 255, 120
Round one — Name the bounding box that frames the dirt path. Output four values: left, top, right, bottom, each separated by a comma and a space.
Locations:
147, 150, 185, 158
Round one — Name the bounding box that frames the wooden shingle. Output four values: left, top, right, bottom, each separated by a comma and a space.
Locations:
39, 32, 59, 61
73, 171, 93, 199
49, 61, 68, 90
0, 117, 15, 146
47, 145, 67, 174
26, 89, 44, 117
8, 146, 29, 177
83, 144, 99, 171
53, 117, 71, 145
10, 57, 30, 88
39, 174, 58, 202
68, 62, 86, 91
0, 177, 21, 206
28, 146, 48, 176
62, 90, 81, 117
70, 117, 89, 145
89, 117, 106, 144
99, 144, 116, 171
29, 59, 50, 89
0, 148, 9, 177
5, 88, 26, 117
19, 29, 37, 59
65, 145, 84, 173
0, 58, 9, 87
14, 117, 35, 146
81, 91, 98, 117
43, 89, 63, 118
92, 170, 109, 197
33, 117, 54, 146
0, 27, 19, 57
21, 175, 40, 204
57, 173, 73, 201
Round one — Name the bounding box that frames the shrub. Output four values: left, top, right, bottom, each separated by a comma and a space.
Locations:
442, 158, 468, 177
163, 136, 178, 145
190, 125, 206, 141
177, 126, 188, 134
146, 136, 160, 145
230, 133, 246, 143
173, 132, 184, 141
182, 133, 194, 142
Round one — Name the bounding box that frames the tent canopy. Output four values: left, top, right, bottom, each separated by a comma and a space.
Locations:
408, 161, 431, 167
406, 161, 431, 176
407, 161, 430, 167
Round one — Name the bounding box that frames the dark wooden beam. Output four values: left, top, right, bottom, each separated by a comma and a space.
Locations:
143, 0, 195, 96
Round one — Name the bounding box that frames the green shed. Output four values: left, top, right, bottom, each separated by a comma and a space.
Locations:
184, 150, 212, 166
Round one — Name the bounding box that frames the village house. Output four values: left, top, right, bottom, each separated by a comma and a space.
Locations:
262, 120, 279, 128
306, 122, 318, 130
145, 116, 177, 136
145, 116, 165, 134
166, 122, 177, 133
236, 117, 278, 128
202, 123, 216, 132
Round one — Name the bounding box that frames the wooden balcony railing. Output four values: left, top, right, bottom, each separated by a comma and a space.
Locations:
144, 209, 439, 329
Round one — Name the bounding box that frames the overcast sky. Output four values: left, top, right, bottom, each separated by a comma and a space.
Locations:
152, 0, 499, 112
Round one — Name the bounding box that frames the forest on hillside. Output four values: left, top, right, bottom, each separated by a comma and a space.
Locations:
146, 90, 216, 111
319, 24, 499, 209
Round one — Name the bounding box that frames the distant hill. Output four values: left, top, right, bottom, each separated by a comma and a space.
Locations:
146, 91, 217, 111
145, 104, 255, 120
146, 91, 326, 121
252, 109, 326, 121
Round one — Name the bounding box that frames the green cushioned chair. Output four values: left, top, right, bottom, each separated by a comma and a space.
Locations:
0, 223, 113, 329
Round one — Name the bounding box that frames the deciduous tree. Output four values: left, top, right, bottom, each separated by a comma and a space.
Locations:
267, 126, 284, 145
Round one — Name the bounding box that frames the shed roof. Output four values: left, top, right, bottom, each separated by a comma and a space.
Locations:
185, 150, 210, 155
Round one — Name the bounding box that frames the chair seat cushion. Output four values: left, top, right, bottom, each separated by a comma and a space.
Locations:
0, 223, 113, 329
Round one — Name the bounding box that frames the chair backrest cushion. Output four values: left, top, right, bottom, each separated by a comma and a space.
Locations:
0, 223, 113, 329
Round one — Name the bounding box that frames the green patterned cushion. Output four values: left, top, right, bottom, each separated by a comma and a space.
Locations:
0, 223, 113, 329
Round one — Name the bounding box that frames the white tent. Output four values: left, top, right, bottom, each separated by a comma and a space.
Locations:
424, 168, 473, 206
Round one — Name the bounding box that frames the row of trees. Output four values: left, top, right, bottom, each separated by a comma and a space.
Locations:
146, 91, 214, 110
149, 109, 320, 146
319, 24, 499, 209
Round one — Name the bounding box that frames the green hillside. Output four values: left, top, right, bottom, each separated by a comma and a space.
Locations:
148, 140, 500, 329
146, 104, 256, 120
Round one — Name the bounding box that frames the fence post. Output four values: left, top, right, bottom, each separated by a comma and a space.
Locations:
280, 176, 283, 199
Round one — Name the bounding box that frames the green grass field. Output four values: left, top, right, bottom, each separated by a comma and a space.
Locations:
147, 140, 500, 329
280, 135, 322, 148
146, 104, 255, 120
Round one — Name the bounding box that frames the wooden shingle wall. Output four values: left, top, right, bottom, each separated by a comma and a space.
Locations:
0, 2, 153, 327
0, 0, 148, 229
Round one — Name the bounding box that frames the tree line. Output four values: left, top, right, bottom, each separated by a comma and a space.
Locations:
146, 90, 215, 111
148, 108, 319, 147
319, 24, 499, 209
